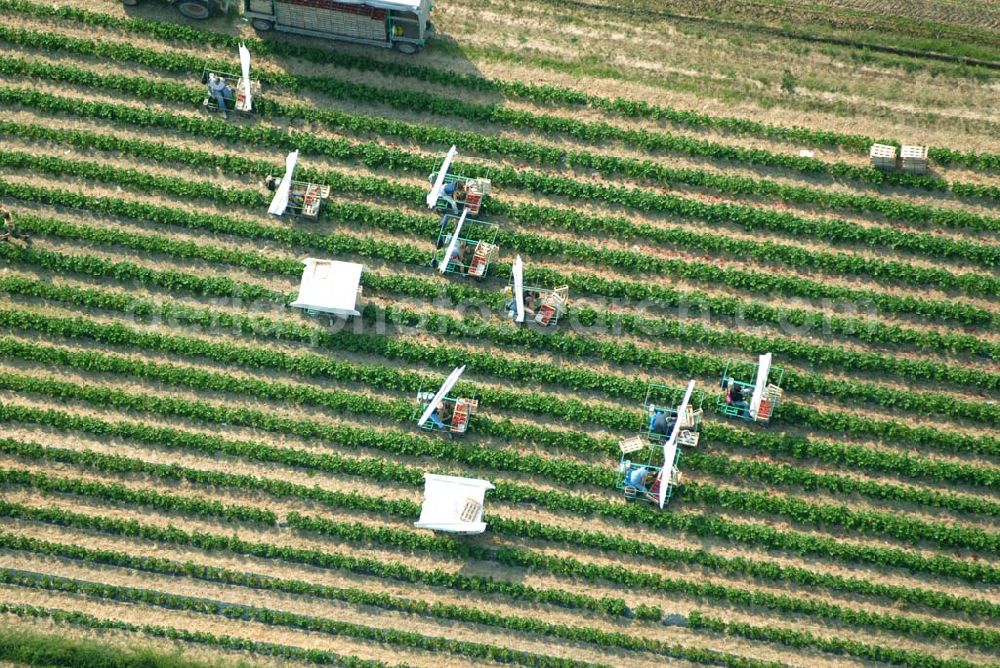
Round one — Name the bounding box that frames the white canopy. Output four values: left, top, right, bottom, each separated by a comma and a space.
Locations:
268, 150, 299, 216
660, 379, 695, 509
289, 258, 363, 317
512, 255, 525, 323
748, 353, 772, 420
427, 145, 458, 209
238, 42, 253, 112
415, 473, 494, 534
439, 208, 467, 274
417, 365, 465, 427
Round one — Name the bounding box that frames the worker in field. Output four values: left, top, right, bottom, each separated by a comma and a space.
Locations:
207, 73, 234, 120
0, 208, 29, 246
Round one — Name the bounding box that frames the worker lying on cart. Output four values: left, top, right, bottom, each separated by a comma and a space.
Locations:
724, 380, 752, 420
648, 410, 676, 437
266, 174, 306, 212
427, 400, 453, 430
625, 466, 652, 494
440, 181, 467, 213
206, 73, 234, 120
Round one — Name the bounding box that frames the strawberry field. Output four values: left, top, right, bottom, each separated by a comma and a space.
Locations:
0, 1, 997, 667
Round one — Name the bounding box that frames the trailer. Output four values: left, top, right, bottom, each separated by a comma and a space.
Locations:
124, 0, 432, 53
506, 255, 568, 326
427, 146, 491, 215
717, 353, 784, 424
415, 366, 478, 436
431, 210, 498, 279
244, 0, 431, 54
266, 151, 330, 218
616, 380, 699, 508
202, 43, 260, 118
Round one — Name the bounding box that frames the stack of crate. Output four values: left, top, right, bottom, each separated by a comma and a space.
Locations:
900, 145, 929, 174
869, 143, 897, 171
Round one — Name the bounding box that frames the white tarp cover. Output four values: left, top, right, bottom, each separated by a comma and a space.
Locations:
427, 145, 458, 208
417, 365, 465, 427
238, 42, 253, 112
415, 473, 494, 534
659, 379, 695, 508
268, 150, 299, 216
749, 353, 772, 419
439, 208, 467, 274
289, 258, 363, 316
513, 255, 525, 323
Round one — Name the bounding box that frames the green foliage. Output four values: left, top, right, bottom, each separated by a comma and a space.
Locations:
3, 0, 998, 172
8, 176, 1000, 363
0, 625, 257, 668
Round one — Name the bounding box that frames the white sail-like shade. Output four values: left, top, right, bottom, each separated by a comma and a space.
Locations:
749, 353, 772, 419
288, 259, 363, 317
439, 208, 467, 274
268, 150, 299, 216
660, 379, 695, 509
427, 145, 458, 208
417, 365, 466, 427
414, 474, 494, 534
239, 42, 253, 112
513, 255, 525, 323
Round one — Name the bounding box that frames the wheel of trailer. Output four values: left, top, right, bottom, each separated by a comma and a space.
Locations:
394, 42, 418, 55
175, 0, 213, 19
252, 18, 273, 31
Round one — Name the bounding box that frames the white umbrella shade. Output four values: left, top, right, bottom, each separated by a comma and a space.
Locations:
513, 255, 525, 323
268, 150, 299, 216
748, 353, 772, 419
439, 208, 467, 274
239, 42, 253, 112
427, 145, 458, 208
417, 365, 466, 427
660, 379, 696, 508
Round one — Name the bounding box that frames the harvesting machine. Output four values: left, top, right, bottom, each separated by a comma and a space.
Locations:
617, 380, 700, 508
427, 146, 491, 216
505, 255, 568, 326
717, 353, 784, 424
266, 151, 330, 218
431, 210, 499, 279
415, 366, 478, 437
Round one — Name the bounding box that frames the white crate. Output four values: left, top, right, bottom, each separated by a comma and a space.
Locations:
248, 0, 272, 13
869, 143, 897, 171
900, 145, 929, 174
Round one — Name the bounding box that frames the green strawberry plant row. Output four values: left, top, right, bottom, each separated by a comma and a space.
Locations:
5, 274, 999, 459
3, 370, 998, 570
1, 137, 994, 325
7, 176, 998, 361
2, 411, 994, 619
0, 464, 996, 653
4, 0, 998, 172
10, 211, 1000, 396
